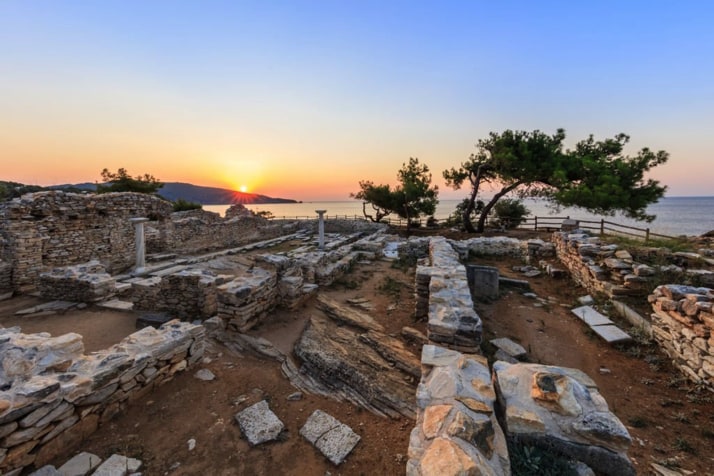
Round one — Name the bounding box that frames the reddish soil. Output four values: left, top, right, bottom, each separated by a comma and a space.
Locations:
1, 235, 713, 475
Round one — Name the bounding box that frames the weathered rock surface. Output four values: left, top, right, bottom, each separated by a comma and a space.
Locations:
493, 361, 634, 476
408, 345, 510, 476
291, 309, 418, 418
92, 454, 142, 476
234, 400, 285, 446
300, 410, 360, 465
57, 451, 102, 476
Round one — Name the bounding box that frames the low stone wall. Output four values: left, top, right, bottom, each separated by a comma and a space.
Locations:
416, 237, 482, 353
132, 270, 228, 320
649, 284, 714, 390
218, 268, 279, 332
553, 231, 659, 298
407, 345, 510, 475
166, 211, 291, 254
0, 320, 204, 474
38, 261, 116, 303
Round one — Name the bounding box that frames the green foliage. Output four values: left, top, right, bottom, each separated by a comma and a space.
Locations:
97, 168, 163, 194
172, 198, 203, 212
353, 158, 438, 227
444, 129, 668, 232
673, 437, 696, 453
377, 276, 403, 299
0, 181, 45, 201
492, 198, 530, 229
508, 441, 577, 476
255, 210, 274, 219
628, 416, 649, 428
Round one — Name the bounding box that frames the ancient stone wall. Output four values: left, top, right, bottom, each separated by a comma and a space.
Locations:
165, 211, 290, 254
38, 261, 116, 303
132, 270, 227, 320
553, 231, 657, 298
649, 284, 714, 390
0, 191, 173, 293
553, 231, 714, 299
0, 320, 204, 474
407, 345, 509, 475
417, 237, 482, 353
293, 218, 387, 235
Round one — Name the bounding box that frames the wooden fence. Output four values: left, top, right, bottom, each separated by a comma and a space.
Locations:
265, 213, 678, 242
517, 216, 678, 241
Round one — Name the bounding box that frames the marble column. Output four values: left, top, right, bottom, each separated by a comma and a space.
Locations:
315, 210, 327, 250
130, 217, 150, 274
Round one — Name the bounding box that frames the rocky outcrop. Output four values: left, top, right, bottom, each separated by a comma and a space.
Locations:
649, 284, 714, 390
493, 361, 634, 476
290, 297, 418, 419
407, 345, 510, 476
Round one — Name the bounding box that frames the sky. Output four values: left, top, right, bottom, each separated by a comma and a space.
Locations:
1, 1, 713, 200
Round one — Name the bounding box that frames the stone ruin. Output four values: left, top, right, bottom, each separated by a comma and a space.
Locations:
406, 236, 635, 476
0, 320, 204, 472
4, 192, 700, 474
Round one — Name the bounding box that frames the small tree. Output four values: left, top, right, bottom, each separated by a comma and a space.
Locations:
491, 198, 530, 229
172, 198, 202, 212
97, 168, 163, 194
352, 158, 439, 227
444, 129, 668, 233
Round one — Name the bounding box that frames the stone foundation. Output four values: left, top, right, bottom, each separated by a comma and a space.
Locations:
417, 237, 482, 353
407, 345, 509, 475
38, 261, 116, 303
0, 320, 204, 474
132, 270, 228, 320
649, 284, 714, 390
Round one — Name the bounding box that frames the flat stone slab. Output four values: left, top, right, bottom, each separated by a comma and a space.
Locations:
97, 299, 134, 311
58, 451, 102, 476
15, 300, 77, 315
300, 409, 360, 465
92, 454, 142, 476
490, 337, 527, 359
571, 306, 614, 327
591, 325, 632, 344
234, 400, 285, 445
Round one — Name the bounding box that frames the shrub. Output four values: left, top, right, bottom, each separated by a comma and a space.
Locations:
492, 198, 530, 229
172, 198, 203, 212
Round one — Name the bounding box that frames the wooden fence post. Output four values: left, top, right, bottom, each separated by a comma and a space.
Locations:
534, 216, 538, 231
645, 228, 650, 242
600, 219, 605, 235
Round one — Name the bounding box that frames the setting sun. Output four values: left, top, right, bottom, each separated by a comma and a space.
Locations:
239, 185, 248, 193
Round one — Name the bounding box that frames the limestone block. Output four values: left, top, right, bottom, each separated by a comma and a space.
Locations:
494, 361, 633, 475
92, 454, 142, 476
57, 451, 102, 476
234, 400, 284, 446
300, 410, 360, 465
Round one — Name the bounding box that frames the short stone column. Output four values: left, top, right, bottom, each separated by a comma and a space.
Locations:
130, 217, 150, 275
315, 210, 327, 250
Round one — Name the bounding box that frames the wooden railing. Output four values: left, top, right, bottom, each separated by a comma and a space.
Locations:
265, 214, 678, 241
517, 216, 678, 241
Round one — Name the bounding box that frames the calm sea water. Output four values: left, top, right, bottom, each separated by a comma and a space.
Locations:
205, 196, 714, 237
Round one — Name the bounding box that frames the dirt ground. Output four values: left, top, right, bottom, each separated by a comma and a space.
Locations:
1, 237, 714, 475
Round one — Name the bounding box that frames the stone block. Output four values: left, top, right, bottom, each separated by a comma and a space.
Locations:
300, 410, 360, 465
571, 306, 614, 327
92, 454, 142, 476
234, 400, 284, 446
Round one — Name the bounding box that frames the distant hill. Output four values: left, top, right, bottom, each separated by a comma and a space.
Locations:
50, 182, 297, 205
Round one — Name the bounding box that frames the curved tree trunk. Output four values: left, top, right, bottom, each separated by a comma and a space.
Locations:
476, 182, 523, 232
463, 166, 485, 233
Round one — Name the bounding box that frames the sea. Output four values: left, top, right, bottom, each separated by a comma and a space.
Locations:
205, 196, 714, 237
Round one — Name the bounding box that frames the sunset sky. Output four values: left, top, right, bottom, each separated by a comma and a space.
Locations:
2, 1, 713, 200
